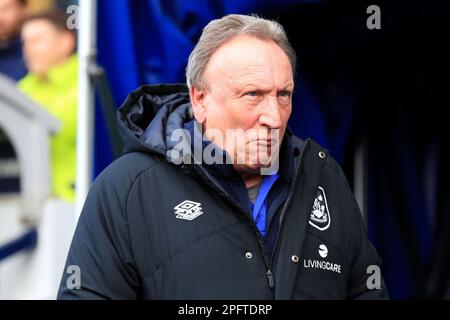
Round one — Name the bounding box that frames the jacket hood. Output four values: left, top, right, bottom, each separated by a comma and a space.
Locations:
118, 83, 192, 161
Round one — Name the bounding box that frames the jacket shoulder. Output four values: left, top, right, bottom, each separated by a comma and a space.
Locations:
91, 152, 164, 201
306, 139, 347, 181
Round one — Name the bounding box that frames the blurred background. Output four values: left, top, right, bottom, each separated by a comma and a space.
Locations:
0, 0, 449, 299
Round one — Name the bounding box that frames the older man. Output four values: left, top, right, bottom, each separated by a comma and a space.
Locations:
58, 14, 388, 299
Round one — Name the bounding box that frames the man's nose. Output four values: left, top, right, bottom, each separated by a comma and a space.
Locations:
259, 96, 282, 129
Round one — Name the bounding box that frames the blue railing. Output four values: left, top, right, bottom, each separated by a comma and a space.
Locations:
0, 228, 37, 261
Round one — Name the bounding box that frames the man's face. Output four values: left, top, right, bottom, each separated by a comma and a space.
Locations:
0, 0, 25, 42
192, 35, 294, 175
21, 19, 74, 77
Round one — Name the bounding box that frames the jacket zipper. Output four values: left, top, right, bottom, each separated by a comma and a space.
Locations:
269, 139, 310, 267
266, 269, 275, 289
261, 139, 310, 291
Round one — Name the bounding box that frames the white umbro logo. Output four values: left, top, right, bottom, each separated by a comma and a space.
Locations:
174, 200, 203, 221
318, 244, 328, 258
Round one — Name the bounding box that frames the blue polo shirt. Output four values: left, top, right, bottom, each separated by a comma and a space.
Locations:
251, 173, 280, 238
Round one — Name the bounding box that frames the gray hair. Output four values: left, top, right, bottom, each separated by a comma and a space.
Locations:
186, 14, 297, 89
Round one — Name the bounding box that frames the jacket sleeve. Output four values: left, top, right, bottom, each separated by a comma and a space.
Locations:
57, 169, 140, 299
346, 193, 389, 300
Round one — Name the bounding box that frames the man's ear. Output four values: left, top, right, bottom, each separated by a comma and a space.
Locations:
189, 86, 207, 123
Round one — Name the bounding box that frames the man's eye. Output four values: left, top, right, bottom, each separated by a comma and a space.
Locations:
246, 91, 258, 97
278, 90, 291, 97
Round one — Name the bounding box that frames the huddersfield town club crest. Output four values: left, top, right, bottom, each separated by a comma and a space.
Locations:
309, 186, 331, 231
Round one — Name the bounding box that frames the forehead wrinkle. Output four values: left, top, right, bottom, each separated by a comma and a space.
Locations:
204, 35, 293, 93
